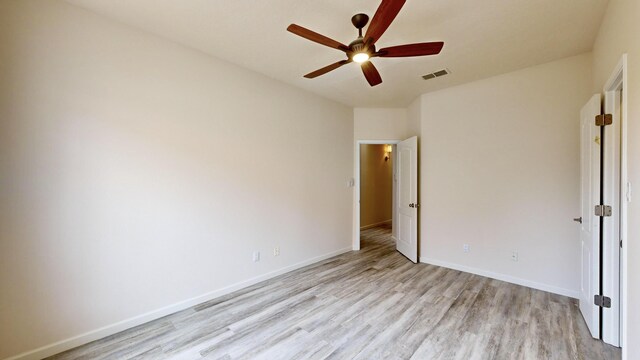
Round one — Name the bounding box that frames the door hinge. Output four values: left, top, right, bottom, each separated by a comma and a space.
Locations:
595, 114, 613, 126
620, 239, 623, 248
594, 294, 612, 308
594, 205, 612, 217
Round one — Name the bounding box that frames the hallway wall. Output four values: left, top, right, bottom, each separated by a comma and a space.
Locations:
360, 144, 393, 228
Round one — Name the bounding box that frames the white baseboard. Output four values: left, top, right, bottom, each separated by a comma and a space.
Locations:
419, 257, 580, 299
5, 246, 353, 360
360, 219, 392, 230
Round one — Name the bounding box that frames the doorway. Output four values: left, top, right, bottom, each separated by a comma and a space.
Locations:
357, 142, 398, 251
355, 137, 419, 263
353, 140, 400, 250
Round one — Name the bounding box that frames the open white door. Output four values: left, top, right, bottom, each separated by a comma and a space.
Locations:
396, 136, 418, 263
579, 94, 601, 338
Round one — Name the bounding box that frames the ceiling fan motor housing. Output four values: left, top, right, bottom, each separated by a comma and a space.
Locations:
349, 38, 375, 54
349, 38, 365, 52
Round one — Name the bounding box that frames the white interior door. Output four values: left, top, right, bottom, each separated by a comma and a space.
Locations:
579, 94, 601, 338
396, 136, 418, 263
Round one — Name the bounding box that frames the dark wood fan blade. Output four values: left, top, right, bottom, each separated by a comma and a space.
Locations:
364, 0, 406, 45
361, 61, 382, 86
304, 60, 352, 78
377, 42, 444, 57
287, 24, 349, 52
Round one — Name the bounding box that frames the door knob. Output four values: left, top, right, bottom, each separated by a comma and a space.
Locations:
409, 203, 414, 208
573, 217, 582, 224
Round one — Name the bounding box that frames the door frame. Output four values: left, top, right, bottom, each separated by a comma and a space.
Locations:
602, 54, 627, 349
354, 139, 401, 250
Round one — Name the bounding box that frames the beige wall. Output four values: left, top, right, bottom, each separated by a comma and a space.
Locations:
418, 54, 592, 297
353, 108, 408, 140
0, 1, 353, 359
360, 145, 393, 228
592, 0, 640, 356
406, 97, 422, 138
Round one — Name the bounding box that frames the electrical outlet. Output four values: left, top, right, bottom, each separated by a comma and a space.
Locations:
253, 251, 260, 262
511, 251, 519, 262
463, 244, 470, 253
273, 246, 280, 256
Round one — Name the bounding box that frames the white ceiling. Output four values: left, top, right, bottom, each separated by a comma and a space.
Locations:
65, 0, 608, 107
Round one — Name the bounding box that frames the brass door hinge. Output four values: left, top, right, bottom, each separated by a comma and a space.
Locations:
595, 114, 612, 126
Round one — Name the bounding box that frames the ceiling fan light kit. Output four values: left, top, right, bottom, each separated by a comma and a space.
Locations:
352, 52, 370, 63
286, 0, 444, 87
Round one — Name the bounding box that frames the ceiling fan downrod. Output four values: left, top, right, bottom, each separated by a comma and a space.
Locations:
351, 13, 369, 38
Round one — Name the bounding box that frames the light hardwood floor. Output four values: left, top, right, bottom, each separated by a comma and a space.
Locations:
48, 225, 620, 360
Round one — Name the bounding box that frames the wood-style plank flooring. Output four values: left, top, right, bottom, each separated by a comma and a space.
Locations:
48, 225, 620, 359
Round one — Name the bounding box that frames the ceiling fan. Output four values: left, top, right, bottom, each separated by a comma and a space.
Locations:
287, 0, 444, 87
